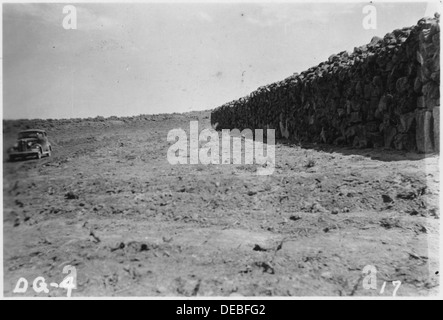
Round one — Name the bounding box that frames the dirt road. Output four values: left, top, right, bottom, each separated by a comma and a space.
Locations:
2, 112, 440, 296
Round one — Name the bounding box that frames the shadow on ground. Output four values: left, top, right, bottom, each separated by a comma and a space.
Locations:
275, 139, 437, 163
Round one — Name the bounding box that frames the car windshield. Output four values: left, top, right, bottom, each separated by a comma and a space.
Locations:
18, 132, 43, 139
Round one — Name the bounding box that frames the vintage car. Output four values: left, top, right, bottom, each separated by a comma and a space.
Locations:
8, 129, 52, 161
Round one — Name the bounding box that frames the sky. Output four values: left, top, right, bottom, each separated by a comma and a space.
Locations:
1, 1, 439, 119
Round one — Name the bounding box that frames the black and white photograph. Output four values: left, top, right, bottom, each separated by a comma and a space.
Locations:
1, 0, 441, 301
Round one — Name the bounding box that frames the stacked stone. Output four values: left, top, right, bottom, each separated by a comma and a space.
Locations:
416, 16, 440, 152
211, 16, 440, 153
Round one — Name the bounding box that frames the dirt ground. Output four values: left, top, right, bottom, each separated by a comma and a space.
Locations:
2, 111, 440, 297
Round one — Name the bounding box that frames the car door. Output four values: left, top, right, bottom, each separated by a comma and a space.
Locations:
37, 132, 48, 152
43, 132, 50, 152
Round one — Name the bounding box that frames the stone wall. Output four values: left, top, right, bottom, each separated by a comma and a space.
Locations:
211, 16, 440, 153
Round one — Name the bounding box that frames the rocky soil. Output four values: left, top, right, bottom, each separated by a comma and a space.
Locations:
2, 111, 440, 297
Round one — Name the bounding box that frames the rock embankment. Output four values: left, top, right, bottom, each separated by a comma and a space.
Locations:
211, 16, 440, 153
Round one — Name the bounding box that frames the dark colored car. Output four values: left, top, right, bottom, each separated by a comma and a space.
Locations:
8, 129, 52, 161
